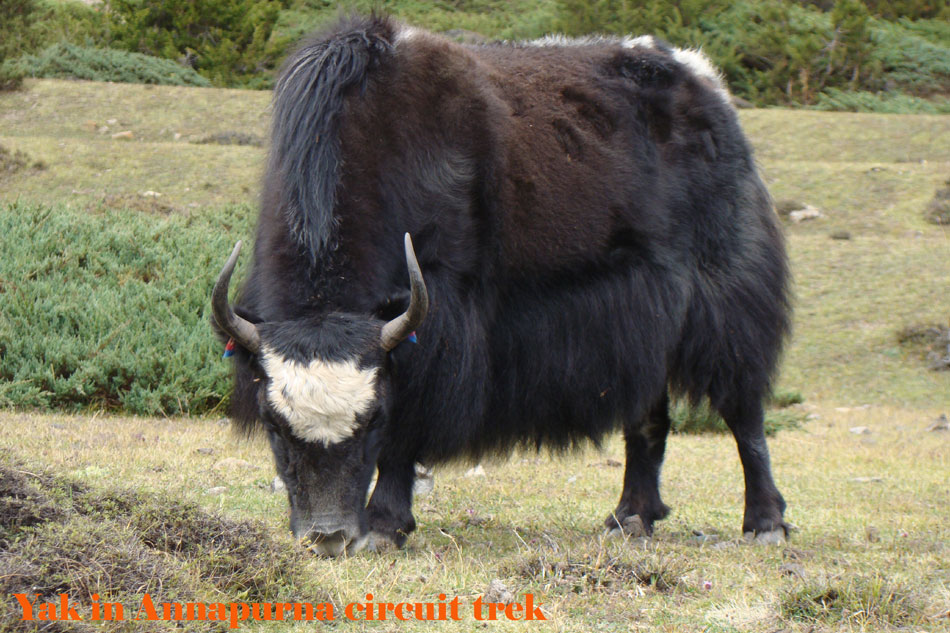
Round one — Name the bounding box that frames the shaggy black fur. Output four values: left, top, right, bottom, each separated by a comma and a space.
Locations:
219, 14, 792, 549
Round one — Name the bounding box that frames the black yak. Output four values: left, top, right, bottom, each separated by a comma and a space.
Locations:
212, 15, 791, 556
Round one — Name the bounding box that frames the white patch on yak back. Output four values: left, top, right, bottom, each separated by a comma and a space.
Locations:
671, 47, 731, 103
261, 347, 379, 446
524, 31, 731, 106
621, 35, 657, 50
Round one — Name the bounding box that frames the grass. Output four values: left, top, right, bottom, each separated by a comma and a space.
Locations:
0, 406, 947, 631
0, 78, 949, 631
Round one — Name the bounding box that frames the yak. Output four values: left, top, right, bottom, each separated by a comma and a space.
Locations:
211, 15, 791, 556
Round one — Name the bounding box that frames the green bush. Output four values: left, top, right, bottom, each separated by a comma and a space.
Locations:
0, 201, 252, 415
871, 20, 950, 96
814, 87, 950, 113
0, 0, 37, 89
2, 42, 211, 86
672, 390, 805, 435
105, 0, 289, 87
555, 0, 949, 107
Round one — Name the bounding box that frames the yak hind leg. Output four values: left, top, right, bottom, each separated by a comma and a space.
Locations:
366, 459, 417, 550
605, 393, 672, 537
715, 396, 788, 544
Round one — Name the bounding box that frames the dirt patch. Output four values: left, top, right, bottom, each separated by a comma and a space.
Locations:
0, 464, 65, 546
897, 324, 950, 370
0, 145, 47, 178
192, 132, 264, 147
510, 550, 689, 593
781, 576, 921, 627
925, 180, 950, 225
0, 450, 323, 633
94, 193, 176, 215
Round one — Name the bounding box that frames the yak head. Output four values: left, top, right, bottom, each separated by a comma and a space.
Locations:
211, 234, 427, 556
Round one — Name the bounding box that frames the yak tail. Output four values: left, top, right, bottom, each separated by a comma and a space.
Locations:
269, 16, 394, 256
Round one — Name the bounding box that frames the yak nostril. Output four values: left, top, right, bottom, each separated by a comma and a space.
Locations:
300, 529, 369, 557
302, 530, 348, 557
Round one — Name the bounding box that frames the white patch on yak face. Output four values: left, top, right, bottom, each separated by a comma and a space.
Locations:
261, 347, 379, 446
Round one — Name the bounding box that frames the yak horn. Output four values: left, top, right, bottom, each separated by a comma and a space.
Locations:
212, 241, 261, 354
381, 233, 429, 351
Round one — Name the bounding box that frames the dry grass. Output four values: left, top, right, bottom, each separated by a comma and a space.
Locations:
0, 407, 947, 632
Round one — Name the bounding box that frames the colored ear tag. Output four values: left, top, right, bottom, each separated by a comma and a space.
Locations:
408, 331, 418, 344
223, 338, 236, 358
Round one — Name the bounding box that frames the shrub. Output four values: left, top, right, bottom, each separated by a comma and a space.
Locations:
104, 0, 289, 87
814, 88, 950, 113
0, 0, 109, 90
672, 390, 805, 435
2, 42, 211, 86
871, 20, 950, 97
0, 201, 252, 416
555, 0, 949, 107
0, 0, 38, 90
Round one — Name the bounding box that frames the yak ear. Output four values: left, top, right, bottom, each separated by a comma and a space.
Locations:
374, 291, 411, 322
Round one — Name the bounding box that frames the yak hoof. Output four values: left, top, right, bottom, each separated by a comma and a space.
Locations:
606, 514, 649, 539
744, 529, 786, 545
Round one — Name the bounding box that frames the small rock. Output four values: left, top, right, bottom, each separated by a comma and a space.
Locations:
605, 458, 622, 467
413, 464, 434, 497
212, 457, 253, 470
788, 205, 822, 223
141, 190, 162, 197
106, 118, 118, 125
270, 476, 286, 493
206, 486, 227, 495
691, 530, 720, 544
744, 529, 786, 545
464, 464, 486, 477
782, 547, 813, 561
712, 540, 738, 550
173, 132, 182, 141
779, 562, 805, 579
566, 475, 578, 484
850, 476, 883, 483
195, 447, 214, 455
849, 426, 871, 435
97, 126, 109, 134
483, 579, 514, 605
830, 230, 851, 240
111, 130, 134, 140
926, 414, 948, 432
615, 514, 647, 538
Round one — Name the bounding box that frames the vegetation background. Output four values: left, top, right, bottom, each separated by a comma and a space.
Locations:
0, 1, 948, 631
1, 0, 948, 111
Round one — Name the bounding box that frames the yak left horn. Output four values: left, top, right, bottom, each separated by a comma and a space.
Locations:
381, 233, 429, 351
212, 241, 261, 354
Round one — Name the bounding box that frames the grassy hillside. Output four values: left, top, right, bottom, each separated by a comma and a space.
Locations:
1, 79, 948, 411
